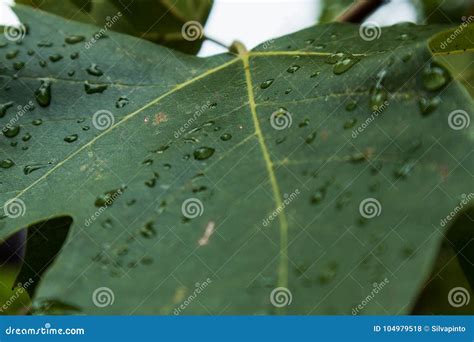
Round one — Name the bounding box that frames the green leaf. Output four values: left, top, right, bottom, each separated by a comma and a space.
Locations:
416, 0, 473, 24
15, 0, 213, 54
1, 6, 473, 315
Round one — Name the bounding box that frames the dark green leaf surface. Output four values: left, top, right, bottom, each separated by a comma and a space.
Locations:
16, 0, 213, 54
0, 6, 473, 315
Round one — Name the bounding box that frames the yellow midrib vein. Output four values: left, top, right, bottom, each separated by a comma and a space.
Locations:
242, 53, 290, 301
10, 57, 240, 201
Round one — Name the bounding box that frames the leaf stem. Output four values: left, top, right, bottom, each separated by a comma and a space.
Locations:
336, 0, 385, 23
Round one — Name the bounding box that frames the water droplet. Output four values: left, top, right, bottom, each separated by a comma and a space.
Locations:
70, 52, 79, 60
22, 132, 31, 141
305, 131, 317, 144
343, 118, 357, 129
24, 163, 48, 175
64, 134, 78, 143
140, 222, 156, 238
276, 137, 286, 144
86, 63, 103, 77
0, 101, 14, 118
142, 159, 153, 166
95, 188, 123, 207
39, 60, 47, 68
6, 49, 19, 59
284, 88, 292, 94
65, 35, 85, 44
333, 55, 360, 75
35, 79, 52, 107
37, 41, 53, 47
311, 188, 326, 204
163, 163, 171, 170
3, 125, 20, 138
0, 159, 14, 169
350, 152, 366, 163
345, 100, 358, 111
220, 133, 232, 141
49, 54, 63, 62
32, 119, 43, 126
418, 96, 440, 116
84, 81, 107, 94
325, 52, 344, 65
287, 65, 300, 73
260, 79, 274, 89
370, 70, 387, 111
394, 160, 415, 179
299, 118, 309, 127
68, 70, 75, 77
422, 62, 450, 91
116, 96, 129, 108
194, 147, 215, 160
402, 52, 412, 62
82, 125, 90, 131
13, 61, 24, 70
397, 33, 415, 41
310, 71, 320, 78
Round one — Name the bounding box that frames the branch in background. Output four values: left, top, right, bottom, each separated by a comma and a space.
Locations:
336, 0, 385, 23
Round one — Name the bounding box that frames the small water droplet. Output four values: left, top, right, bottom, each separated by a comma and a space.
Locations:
116, 96, 129, 108
70, 52, 79, 60
35, 79, 52, 107
24, 163, 48, 175
333, 55, 360, 75
140, 222, 156, 238
287, 65, 300, 73
220, 133, 232, 141
194, 147, 215, 160
418, 96, 440, 116
65, 35, 85, 44
6, 49, 19, 59
22, 132, 31, 141
49, 54, 63, 62
260, 79, 274, 89
311, 188, 326, 204
64, 134, 78, 143
305, 131, 317, 144
343, 118, 357, 129
284, 88, 292, 94
84, 81, 107, 94
32, 119, 43, 126
310, 71, 320, 78
345, 100, 358, 111
95, 188, 124, 207
13, 61, 24, 70
86, 63, 103, 77
299, 118, 309, 127
394, 160, 415, 179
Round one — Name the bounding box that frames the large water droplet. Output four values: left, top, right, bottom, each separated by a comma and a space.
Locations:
333, 55, 360, 75
49, 54, 63, 62
24, 163, 48, 175
0, 159, 14, 169
0, 101, 14, 118
194, 147, 215, 160
3, 125, 20, 138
